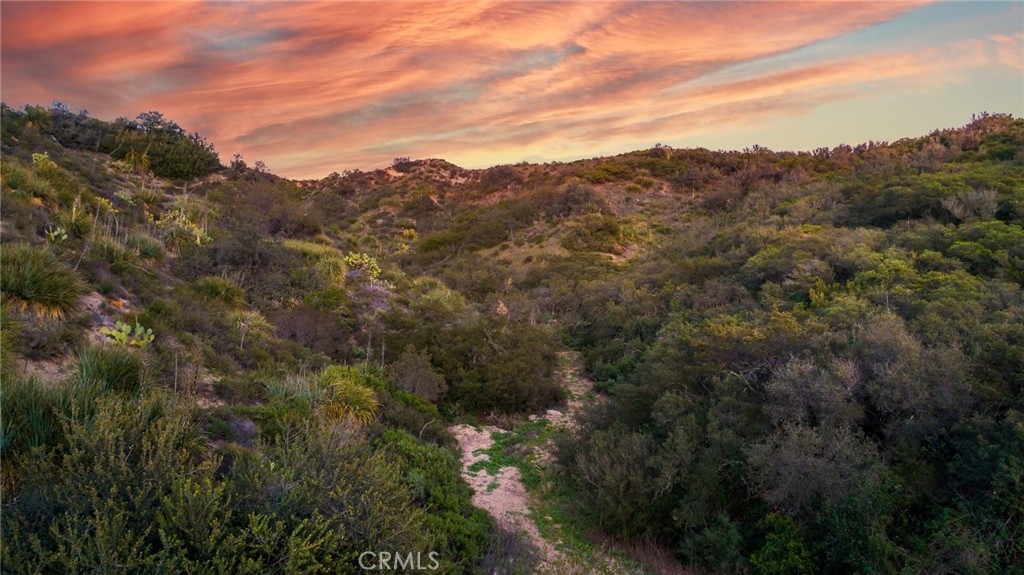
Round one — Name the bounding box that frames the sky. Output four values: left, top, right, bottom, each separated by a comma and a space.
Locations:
2, 1, 1022, 180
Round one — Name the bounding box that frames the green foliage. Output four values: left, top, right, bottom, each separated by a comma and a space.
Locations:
110, 111, 221, 180
343, 251, 380, 281
1, 156, 31, 191
0, 243, 85, 319
124, 233, 165, 261
53, 195, 93, 238
230, 309, 273, 350
751, 513, 817, 575
566, 427, 663, 537
3, 385, 443, 573
580, 161, 633, 183
100, 320, 155, 347
3, 106, 1023, 573
561, 213, 625, 254
379, 429, 493, 573
0, 375, 72, 455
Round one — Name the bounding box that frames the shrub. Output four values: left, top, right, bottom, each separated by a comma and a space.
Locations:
751, 513, 818, 575
389, 346, 447, 402
2, 392, 208, 572
0, 244, 84, 319
378, 429, 493, 574
229, 309, 272, 350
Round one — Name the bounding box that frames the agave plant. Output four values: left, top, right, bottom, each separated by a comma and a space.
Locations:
0, 244, 84, 319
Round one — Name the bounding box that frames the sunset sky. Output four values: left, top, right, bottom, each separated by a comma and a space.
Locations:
2, 1, 1022, 179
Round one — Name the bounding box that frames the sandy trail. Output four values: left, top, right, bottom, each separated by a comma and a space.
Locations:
449, 423, 560, 562
449, 351, 597, 568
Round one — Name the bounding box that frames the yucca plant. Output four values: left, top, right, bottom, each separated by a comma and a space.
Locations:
73, 345, 146, 394
318, 365, 380, 425
54, 196, 93, 238
230, 309, 272, 350
0, 243, 84, 319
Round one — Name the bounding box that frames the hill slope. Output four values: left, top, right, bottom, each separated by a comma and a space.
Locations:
2, 104, 1023, 573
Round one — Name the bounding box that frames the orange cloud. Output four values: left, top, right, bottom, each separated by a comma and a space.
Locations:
2, 1, 1018, 178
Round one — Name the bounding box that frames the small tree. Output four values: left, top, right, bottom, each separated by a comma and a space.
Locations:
942, 189, 998, 223
389, 346, 447, 402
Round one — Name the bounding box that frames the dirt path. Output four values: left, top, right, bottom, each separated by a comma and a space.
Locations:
450, 351, 617, 572
449, 423, 560, 563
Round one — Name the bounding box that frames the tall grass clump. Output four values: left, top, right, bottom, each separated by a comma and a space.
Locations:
0, 375, 65, 454
1, 312, 20, 375
193, 276, 245, 307
124, 233, 165, 261
73, 345, 146, 394
0, 373, 102, 458
53, 197, 93, 238
0, 244, 84, 319
1, 158, 30, 192
263, 372, 329, 409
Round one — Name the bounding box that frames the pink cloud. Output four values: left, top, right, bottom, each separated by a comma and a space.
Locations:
2, 1, 1016, 179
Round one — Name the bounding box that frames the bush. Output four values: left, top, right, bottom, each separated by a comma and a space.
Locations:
751, 513, 818, 575
379, 429, 493, 574
0, 243, 85, 319
2, 392, 208, 572
389, 346, 447, 402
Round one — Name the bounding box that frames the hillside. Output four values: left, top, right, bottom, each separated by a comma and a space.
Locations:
2, 103, 1023, 574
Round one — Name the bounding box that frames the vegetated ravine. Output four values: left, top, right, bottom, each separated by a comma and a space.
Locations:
2, 103, 1023, 574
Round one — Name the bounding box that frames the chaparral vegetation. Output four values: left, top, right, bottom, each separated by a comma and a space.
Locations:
2, 103, 1022, 574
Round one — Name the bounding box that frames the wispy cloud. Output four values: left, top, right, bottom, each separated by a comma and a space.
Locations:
2, 1, 1020, 178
